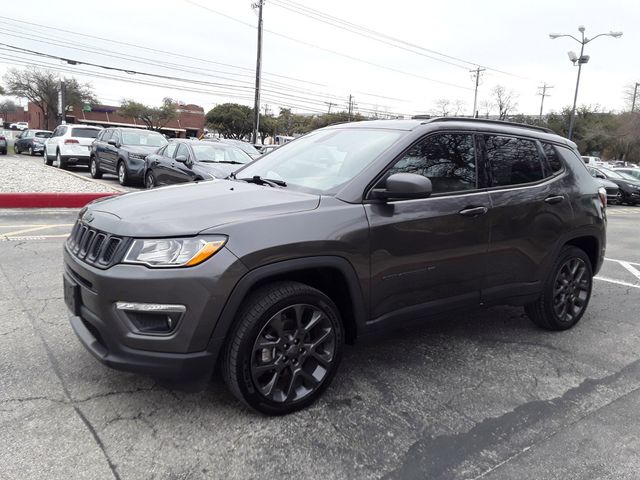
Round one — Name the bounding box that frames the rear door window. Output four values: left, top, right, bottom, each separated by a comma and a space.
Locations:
484, 135, 544, 187
164, 143, 178, 158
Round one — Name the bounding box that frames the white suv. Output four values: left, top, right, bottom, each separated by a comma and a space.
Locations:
44, 124, 103, 169
10, 121, 28, 131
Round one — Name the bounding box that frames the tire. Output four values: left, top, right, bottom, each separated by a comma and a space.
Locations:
117, 161, 128, 186
90, 156, 103, 179
525, 246, 593, 331
222, 281, 344, 415
144, 169, 155, 189
14, 145, 19, 154
28, 146, 34, 156
56, 150, 67, 169
44, 151, 53, 166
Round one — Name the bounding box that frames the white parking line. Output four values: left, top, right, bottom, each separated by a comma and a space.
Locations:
605, 258, 640, 267
620, 262, 640, 282
595, 276, 640, 289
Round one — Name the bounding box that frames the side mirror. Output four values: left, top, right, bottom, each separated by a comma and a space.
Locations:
107, 139, 119, 147
595, 173, 606, 179
370, 173, 432, 201
175, 154, 189, 164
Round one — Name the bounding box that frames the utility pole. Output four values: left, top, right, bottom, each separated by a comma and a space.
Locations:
347, 95, 355, 121
632, 82, 639, 113
537, 83, 554, 119
325, 101, 335, 114
470, 67, 485, 118
58, 79, 66, 126
251, 0, 264, 144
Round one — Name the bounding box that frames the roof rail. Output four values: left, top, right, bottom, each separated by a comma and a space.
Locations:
427, 117, 555, 134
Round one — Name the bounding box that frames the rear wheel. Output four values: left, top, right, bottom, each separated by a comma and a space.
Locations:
222, 281, 344, 415
56, 150, 66, 169
90, 157, 102, 179
525, 246, 593, 331
28, 146, 34, 156
44, 151, 53, 166
144, 170, 155, 189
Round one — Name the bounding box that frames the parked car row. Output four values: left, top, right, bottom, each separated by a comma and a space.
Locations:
14, 129, 52, 156
588, 166, 640, 205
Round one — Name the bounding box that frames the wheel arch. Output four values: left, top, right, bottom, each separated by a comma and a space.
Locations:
206, 256, 367, 362
564, 235, 600, 273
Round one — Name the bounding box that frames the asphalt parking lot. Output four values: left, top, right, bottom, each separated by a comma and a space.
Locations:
1, 206, 640, 479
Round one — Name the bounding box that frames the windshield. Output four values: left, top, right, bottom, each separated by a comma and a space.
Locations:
599, 167, 626, 180
191, 144, 252, 163
224, 140, 261, 156
72, 128, 100, 138
236, 128, 403, 193
121, 131, 168, 147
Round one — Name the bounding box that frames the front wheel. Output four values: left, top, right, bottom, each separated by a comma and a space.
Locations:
525, 246, 593, 331
144, 170, 155, 189
14, 145, 19, 154
222, 281, 344, 415
28, 146, 34, 156
117, 161, 128, 186
90, 157, 103, 179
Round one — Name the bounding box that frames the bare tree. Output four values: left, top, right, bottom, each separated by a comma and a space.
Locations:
3, 68, 95, 128
0, 99, 17, 119
431, 98, 451, 117
452, 99, 466, 116
479, 99, 494, 118
491, 85, 518, 120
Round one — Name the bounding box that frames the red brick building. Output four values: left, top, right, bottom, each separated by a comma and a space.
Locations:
22, 102, 205, 138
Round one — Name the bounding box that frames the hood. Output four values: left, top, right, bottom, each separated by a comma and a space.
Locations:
196, 162, 238, 178
122, 145, 161, 155
87, 180, 320, 237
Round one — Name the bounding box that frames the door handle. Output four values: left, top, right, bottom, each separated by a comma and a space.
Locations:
459, 206, 489, 217
544, 195, 565, 205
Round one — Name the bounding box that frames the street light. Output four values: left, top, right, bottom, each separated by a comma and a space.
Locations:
549, 26, 623, 140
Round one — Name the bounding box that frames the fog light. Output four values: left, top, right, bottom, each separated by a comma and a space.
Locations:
115, 302, 186, 335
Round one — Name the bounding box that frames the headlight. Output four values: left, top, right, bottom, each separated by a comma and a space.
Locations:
123, 236, 227, 268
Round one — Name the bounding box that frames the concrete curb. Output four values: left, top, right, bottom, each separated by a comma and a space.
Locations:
0, 192, 118, 208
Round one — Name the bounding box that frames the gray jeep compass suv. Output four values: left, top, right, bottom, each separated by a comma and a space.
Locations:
63, 118, 607, 415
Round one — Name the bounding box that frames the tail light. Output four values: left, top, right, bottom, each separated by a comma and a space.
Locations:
64, 139, 79, 144
598, 187, 607, 208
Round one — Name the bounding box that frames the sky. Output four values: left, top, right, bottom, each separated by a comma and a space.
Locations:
0, 0, 636, 118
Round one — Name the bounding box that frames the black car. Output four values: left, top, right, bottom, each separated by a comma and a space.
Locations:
588, 166, 640, 205
14, 129, 52, 156
143, 140, 252, 189
64, 118, 606, 415
90, 128, 168, 186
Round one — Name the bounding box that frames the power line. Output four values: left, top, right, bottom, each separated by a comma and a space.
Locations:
185, 0, 473, 91
0, 18, 412, 110
271, 0, 530, 80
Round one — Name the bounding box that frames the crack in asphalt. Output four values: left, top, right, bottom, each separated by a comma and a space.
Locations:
0, 262, 123, 480
382, 355, 640, 480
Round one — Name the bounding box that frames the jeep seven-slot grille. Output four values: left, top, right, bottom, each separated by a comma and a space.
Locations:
67, 221, 126, 268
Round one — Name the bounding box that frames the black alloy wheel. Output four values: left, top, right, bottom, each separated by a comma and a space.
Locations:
250, 303, 337, 404
525, 246, 592, 330
223, 281, 344, 415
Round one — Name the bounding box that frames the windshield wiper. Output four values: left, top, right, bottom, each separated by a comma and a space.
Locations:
236, 175, 287, 187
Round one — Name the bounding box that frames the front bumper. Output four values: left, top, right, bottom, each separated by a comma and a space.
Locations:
63, 243, 247, 382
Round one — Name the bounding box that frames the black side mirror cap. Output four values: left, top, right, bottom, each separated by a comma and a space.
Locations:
107, 139, 119, 147
370, 173, 433, 201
